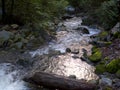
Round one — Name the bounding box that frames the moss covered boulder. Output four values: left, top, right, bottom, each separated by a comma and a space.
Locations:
88, 48, 102, 62
95, 64, 106, 74
106, 59, 120, 73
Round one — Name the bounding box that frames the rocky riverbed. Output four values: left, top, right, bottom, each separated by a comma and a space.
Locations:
0, 17, 120, 90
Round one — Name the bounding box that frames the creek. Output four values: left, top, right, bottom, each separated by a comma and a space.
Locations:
0, 17, 100, 90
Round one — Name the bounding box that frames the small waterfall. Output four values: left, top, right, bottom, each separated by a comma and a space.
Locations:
0, 63, 28, 90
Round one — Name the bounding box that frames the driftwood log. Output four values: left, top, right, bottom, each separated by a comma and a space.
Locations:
24, 71, 97, 90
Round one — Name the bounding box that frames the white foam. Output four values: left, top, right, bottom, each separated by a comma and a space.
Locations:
0, 63, 28, 90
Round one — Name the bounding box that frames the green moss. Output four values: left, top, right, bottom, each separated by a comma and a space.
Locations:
95, 64, 106, 74
106, 59, 120, 73
113, 32, 120, 38
100, 31, 108, 37
92, 46, 99, 54
104, 41, 112, 45
116, 69, 120, 78
104, 86, 112, 90
89, 48, 102, 62
104, 57, 109, 61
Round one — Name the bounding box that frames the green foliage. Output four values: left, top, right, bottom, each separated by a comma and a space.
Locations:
96, 0, 118, 29
0, 0, 68, 24
106, 59, 120, 73
88, 48, 102, 62
67, 0, 108, 9
95, 64, 106, 74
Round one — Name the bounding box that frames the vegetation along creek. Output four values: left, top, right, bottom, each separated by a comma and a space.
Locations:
0, 0, 120, 90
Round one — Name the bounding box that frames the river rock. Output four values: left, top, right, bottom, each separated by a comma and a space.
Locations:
71, 48, 79, 54
1, 25, 11, 30
11, 24, 19, 30
65, 5, 75, 14
0, 30, 13, 45
76, 27, 90, 34
99, 77, 112, 86
66, 48, 71, 53
111, 23, 120, 34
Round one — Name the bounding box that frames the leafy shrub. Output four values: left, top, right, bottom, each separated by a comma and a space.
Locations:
96, 0, 118, 29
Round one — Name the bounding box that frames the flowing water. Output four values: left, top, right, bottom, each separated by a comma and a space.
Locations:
0, 17, 100, 90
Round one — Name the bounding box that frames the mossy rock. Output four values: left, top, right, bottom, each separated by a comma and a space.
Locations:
106, 59, 120, 73
113, 32, 120, 38
95, 64, 106, 74
116, 69, 120, 78
104, 57, 109, 61
88, 48, 102, 62
99, 31, 108, 37
98, 31, 108, 40
92, 46, 99, 54
103, 86, 112, 90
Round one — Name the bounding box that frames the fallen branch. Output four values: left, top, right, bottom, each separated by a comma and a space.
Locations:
24, 71, 97, 90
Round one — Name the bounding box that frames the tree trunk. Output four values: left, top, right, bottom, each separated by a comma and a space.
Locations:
24, 71, 97, 90
1, 0, 6, 23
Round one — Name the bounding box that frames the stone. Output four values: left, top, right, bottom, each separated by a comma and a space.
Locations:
99, 77, 112, 86
106, 59, 120, 73
68, 75, 76, 79
82, 28, 90, 34
1, 25, 11, 30
76, 27, 90, 34
65, 5, 75, 14
113, 81, 120, 89
88, 79, 98, 84
66, 48, 71, 53
111, 23, 120, 34
88, 48, 102, 62
16, 58, 32, 67
13, 42, 23, 49
71, 49, 79, 54
0, 30, 13, 45
11, 24, 19, 29
116, 69, 120, 78
95, 64, 106, 74
72, 55, 79, 59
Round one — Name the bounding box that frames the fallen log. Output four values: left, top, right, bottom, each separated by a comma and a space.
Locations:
24, 71, 97, 90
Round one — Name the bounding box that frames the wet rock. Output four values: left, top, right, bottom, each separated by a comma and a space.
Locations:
106, 59, 120, 73
72, 55, 79, 59
76, 27, 90, 34
99, 77, 112, 86
88, 48, 102, 62
66, 48, 71, 53
16, 58, 32, 67
68, 75, 76, 79
62, 14, 74, 20
71, 48, 79, 54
